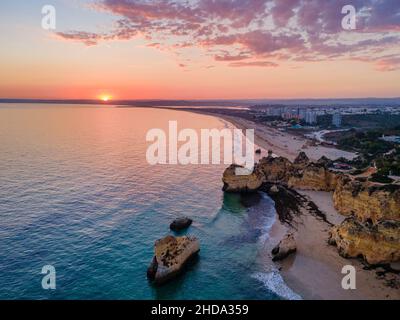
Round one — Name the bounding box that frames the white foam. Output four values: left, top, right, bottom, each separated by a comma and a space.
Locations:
249, 194, 301, 300
257, 193, 277, 243
252, 271, 302, 300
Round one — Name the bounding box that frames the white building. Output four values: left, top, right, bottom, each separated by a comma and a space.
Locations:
305, 110, 317, 124
332, 113, 342, 127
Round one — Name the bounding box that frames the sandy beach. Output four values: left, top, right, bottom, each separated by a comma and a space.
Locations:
202, 110, 399, 300
217, 114, 356, 162
277, 191, 399, 300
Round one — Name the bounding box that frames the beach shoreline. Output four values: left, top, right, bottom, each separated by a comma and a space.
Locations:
124, 105, 399, 300
276, 190, 399, 300
217, 112, 399, 300
208, 112, 356, 162
190, 108, 400, 300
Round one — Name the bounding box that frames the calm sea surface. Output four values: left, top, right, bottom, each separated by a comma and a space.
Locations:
0, 104, 299, 300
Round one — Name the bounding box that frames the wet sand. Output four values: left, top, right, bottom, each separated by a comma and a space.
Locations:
263, 190, 400, 300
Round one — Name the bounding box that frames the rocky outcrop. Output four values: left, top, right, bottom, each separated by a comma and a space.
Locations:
329, 218, 400, 265
272, 233, 297, 261
288, 163, 339, 191
333, 176, 400, 224
258, 154, 339, 191
222, 164, 264, 193
258, 156, 294, 183
170, 217, 193, 231
317, 156, 333, 167
330, 178, 400, 265
294, 151, 310, 166
222, 151, 400, 265
147, 235, 200, 284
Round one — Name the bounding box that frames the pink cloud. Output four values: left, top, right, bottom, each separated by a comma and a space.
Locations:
56, 31, 105, 46
55, 0, 400, 70
214, 52, 250, 61
375, 56, 400, 72
271, 0, 300, 27
229, 61, 278, 67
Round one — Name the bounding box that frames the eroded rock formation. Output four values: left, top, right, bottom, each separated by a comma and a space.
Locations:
257, 154, 339, 191
222, 151, 400, 265
258, 156, 294, 183
147, 235, 200, 284
288, 163, 339, 191
329, 218, 400, 265
330, 178, 400, 265
294, 151, 310, 166
333, 176, 400, 224
222, 164, 264, 193
272, 233, 297, 261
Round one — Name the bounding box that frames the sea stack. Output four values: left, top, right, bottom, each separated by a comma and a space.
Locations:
147, 235, 200, 285
271, 233, 297, 261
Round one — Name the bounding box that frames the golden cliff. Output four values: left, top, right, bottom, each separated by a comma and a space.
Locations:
288, 163, 339, 191
258, 152, 339, 191
222, 164, 264, 192
222, 151, 400, 265
333, 176, 400, 224
329, 218, 400, 265
330, 177, 400, 264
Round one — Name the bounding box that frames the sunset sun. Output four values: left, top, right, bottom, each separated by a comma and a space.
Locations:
99, 94, 112, 102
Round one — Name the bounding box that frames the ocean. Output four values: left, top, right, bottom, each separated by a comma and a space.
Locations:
0, 104, 300, 300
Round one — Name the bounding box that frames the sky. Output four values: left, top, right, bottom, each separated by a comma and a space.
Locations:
0, 0, 399, 100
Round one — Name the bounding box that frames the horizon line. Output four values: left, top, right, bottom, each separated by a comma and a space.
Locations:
1, 97, 400, 103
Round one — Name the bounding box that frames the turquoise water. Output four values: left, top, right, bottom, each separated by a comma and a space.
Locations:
0, 104, 289, 300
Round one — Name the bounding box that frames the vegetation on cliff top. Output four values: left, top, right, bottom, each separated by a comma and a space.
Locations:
334, 128, 400, 176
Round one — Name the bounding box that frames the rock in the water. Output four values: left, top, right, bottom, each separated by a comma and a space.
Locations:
147, 256, 158, 280
272, 233, 297, 261
222, 164, 264, 193
329, 218, 400, 265
255, 148, 262, 154
147, 235, 200, 284
170, 217, 193, 231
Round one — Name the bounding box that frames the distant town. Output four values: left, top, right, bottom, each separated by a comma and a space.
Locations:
170, 102, 400, 183
251, 104, 400, 129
